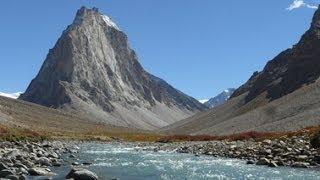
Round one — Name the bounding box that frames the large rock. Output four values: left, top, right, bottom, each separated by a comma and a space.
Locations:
0, 163, 8, 171
256, 158, 270, 166
37, 157, 52, 166
66, 168, 98, 180
28, 167, 55, 176
19, 7, 207, 130
0, 169, 14, 178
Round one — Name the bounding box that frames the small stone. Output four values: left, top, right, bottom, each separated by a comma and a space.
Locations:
292, 162, 310, 168
18, 167, 28, 175
18, 175, 27, 180
279, 140, 286, 146
262, 139, 272, 144
48, 152, 59, 159
72, 162, 80, 166
83, 162, 92, 166
13, 163, 28, 169
246, 160, 255, 164
313, 155, 320, 163
52, 162, 62, 167
268, 161, 278, 167
37, 157, 52, 166
277, 160, 285, 166
260, 149, 272, 155
6, 175, 20, 180
297, 155, 308, 161
0, 163, 8, 171
256, 158, 270, 165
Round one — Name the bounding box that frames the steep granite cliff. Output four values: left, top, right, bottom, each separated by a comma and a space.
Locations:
20, 7, 207, 130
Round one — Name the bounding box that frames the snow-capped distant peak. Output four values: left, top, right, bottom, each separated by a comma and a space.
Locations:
199, 99, 209, 104
204, 88, 236, 108
0, 92, 22, 99
101, 15, 120, 30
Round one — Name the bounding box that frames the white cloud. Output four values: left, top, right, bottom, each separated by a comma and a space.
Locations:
306, 4, 318, 9
287, 0, 318, 11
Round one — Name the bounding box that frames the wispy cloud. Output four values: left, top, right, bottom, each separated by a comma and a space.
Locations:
286, 0, 318, 11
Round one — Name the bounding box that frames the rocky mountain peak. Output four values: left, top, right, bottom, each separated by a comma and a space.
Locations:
20, 7, 207, 130
311, 6, 320, 28
73, 7, 120, 31
204, 88, 235, 108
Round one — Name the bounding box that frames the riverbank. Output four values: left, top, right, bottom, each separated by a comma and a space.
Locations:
138, 130, 320, 169
0, 140, 99, 179
1, 126, 320, 179
1, 133, 320, 179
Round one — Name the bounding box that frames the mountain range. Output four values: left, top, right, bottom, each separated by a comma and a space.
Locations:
1, 6, 320, 137
162, 5, 320, 135
19, 7, 207, 130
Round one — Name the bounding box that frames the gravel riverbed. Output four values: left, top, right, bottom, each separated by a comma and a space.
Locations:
1, 132, 320, 179
0, 141, 98, 180
137, 132, 320, 169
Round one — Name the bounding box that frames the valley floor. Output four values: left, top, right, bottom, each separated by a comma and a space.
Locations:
2, 95, 320, 178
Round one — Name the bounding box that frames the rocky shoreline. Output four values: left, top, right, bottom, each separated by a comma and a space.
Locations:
138, 132, 320, 169
1, 132, 320, 179
0, 141, 98, 180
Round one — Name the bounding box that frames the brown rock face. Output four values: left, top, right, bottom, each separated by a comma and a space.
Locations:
20, 7, 207, 130
232, 6, 320, 103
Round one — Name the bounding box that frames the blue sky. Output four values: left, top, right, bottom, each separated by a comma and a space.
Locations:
0, 0, 318, 100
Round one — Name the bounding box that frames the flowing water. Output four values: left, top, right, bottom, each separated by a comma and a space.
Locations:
50, 143, 320, 180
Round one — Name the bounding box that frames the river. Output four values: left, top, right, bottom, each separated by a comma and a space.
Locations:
48, 142, 320, 180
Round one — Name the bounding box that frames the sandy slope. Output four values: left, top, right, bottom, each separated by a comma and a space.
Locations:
0, 96, 145, 137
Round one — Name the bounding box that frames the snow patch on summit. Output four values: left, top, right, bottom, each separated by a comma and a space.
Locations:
101, 15, 120, 30
0, 92, 22, 99
199, 99, 209, 104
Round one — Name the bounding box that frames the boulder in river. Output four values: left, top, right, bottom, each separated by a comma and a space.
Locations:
66, 167, 98, 180
256, 158, 270, 166
28, 167, 55, 176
